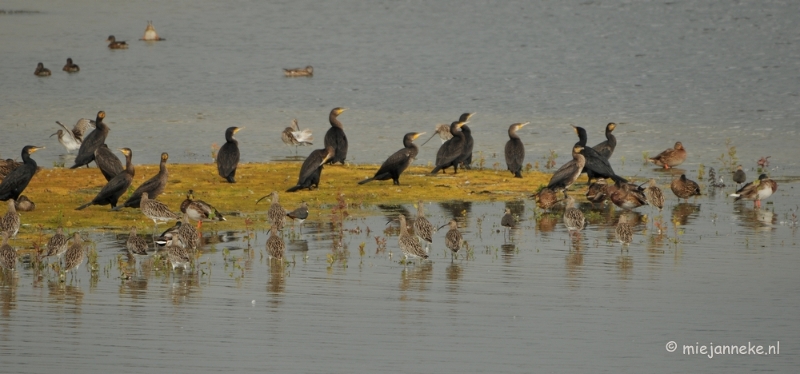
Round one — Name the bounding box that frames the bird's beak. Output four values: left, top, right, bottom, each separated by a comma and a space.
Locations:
31, 146, 44, 153
49, 132, 58, 138
412, 132, 426, 140
457, 121, 468, 128
519, 122, 530, 128
320, 153, 333, 165
234, 127, 244, 133
437, 223, 448, 231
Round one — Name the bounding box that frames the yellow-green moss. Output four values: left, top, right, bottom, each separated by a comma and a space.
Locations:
14, 162, 558, 240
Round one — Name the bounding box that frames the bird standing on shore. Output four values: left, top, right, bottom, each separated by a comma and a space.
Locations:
323, 107, 348, 165
286, 202, 309, 232
358, 132, 424, 185
431, 120, 468, 174
592, 123, 617, 160
504, 122, 529, 178
115, 152, 169, 210
0, 146, 43, 202
94, 144, 123, 182
0, 200, 20, 238
76, 148, 134, 210
217, 127, 242, 183
286, 146, 335, 192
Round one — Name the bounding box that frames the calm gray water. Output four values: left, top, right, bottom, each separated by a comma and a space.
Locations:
1, 0, 798, 372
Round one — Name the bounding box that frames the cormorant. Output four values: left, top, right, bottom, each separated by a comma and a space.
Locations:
323, 107, 348, 164
592, 122, 617, 160
70, 111, 109, 169
430, 120, 468, 174
95, 144, 123, 181
114, 152, 169, 210
504, 122, 529, 178
217, 127, 242, 183
0, 146, 44, 201
76, 148, 134, 210
456, 113, 476, 169
546, 145, 586, 192
286, 146, 335, 192
572, 125, 627, 183
358, 132, 425, 185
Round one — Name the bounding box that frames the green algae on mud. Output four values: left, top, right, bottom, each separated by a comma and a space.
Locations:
12, 162, 552, 241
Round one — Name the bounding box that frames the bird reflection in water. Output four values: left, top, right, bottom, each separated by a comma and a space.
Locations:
565, 249, 584, 288
671, 203, 701, 226
501, 243, 517, 261
267, 261, 286, 294
536, 212, 559, 234
0, 273, 18, 318
169, 272, 201, 306
617, 255, 634, 280
47, 280, 84, 313
399, 262, 433, 296
734, 205, 777, 232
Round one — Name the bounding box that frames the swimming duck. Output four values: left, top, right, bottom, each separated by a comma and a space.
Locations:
62, 58, 79, 73
283, 65, 313, 77
729, 174, 777, 209
670, 174, 702, 200
649, 142, 687, 169
34, 62, 51, 76
106, 35, 129, 49
139, 21, 165, 41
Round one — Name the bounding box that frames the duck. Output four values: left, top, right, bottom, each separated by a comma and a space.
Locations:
609, 180, 648, 210
283, 65, 313, 77
534, 187, 562, 210
649, 142, 687, 169
730, 174, 777, 209
585, 179, 609, 204
670, 174, 702, 200
34, 62, 51, 76
62, 58, 80, 73
106, 35, 129, 49
139, 21, 165, 41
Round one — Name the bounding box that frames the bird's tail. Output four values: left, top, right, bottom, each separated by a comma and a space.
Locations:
358, 177, 374, 185
75, 202, 92, 210
111, 205, 123, 211
430, 166, 442, 175
286, 185, 302, 193
214, 210, 226, 221
610, 174, 628, 184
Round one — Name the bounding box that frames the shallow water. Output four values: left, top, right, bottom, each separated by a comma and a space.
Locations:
1, 0, 799, 372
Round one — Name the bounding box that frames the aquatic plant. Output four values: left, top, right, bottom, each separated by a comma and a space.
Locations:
641, 151, 650, 165
545, 150, 558, 170
717, 138, 739, 173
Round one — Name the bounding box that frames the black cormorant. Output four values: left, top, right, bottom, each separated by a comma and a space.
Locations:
76, 148, 134, 210
504, 122, 529, 178
95, 144, 123, 181
114, 152, 169, 210
0, 146, 44, 202
217, 127, 242, 183
323, 107, 348, 165
287, 146, 335, 192
358, 132, 425, 185
430, 120, 468, 174
456, 113, 476, 169
70, 111, 109, 169
592, 122, 617, 160
573, 126, 626, 184
546, 145, 586, 192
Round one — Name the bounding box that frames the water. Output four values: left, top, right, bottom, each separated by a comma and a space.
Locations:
1, 0, 799, 372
